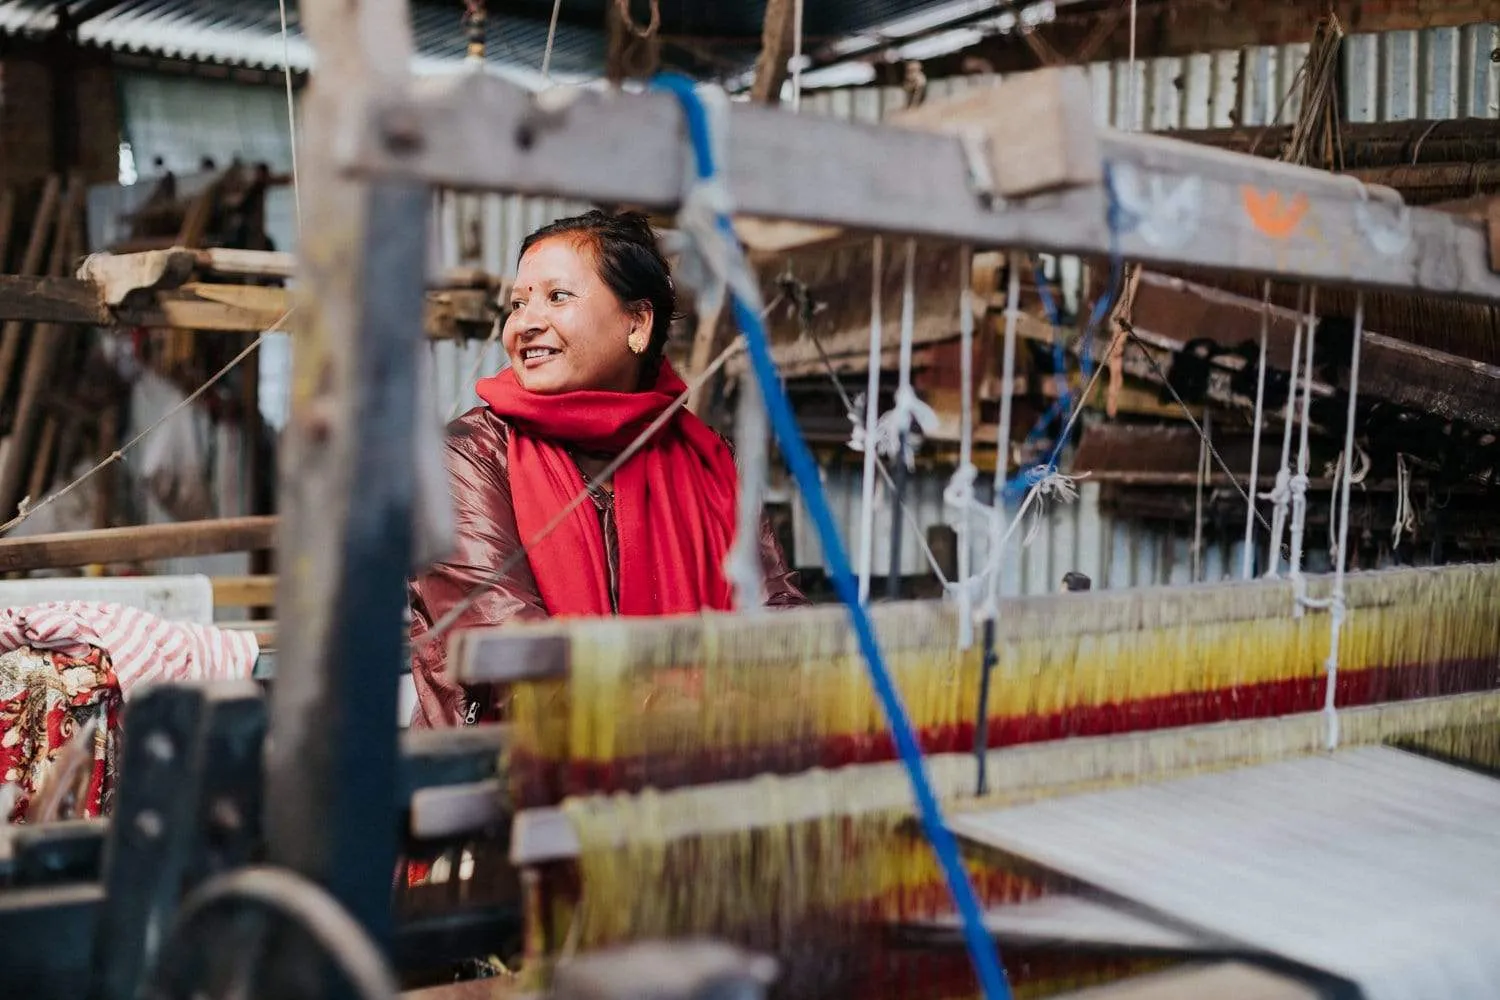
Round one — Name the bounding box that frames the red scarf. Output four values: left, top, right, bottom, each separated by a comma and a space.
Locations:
475, 362, 739, 618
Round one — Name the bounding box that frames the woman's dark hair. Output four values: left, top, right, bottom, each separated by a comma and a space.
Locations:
519, 209, 677, 387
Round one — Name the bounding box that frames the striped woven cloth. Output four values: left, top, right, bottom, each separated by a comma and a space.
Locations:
0, 601, 259, 695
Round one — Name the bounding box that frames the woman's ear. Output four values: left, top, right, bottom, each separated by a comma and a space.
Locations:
626, 302, 654, 354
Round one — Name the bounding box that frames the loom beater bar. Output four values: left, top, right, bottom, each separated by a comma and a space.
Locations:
649, 72, 1013, 1000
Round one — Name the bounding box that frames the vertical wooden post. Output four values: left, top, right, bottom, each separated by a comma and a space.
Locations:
264, 0, 431, 951
749, 0, 797, 105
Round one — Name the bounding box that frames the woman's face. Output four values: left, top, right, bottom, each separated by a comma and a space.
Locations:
503, 236, 649, 395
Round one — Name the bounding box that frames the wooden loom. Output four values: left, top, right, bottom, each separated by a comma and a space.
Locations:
277, 4, 1500, 994
7, 0, 1500, 996
459, 563, 1500, 997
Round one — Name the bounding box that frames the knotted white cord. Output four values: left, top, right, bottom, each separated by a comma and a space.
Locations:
873, 241, 935, 469
855, 238, 884, 604
1323, 290, 1365, 751
1263, 287, 1306, 578
1242, 280, 1272, 579
1290, 287, 1320, 614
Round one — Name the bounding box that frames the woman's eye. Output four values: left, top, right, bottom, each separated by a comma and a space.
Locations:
549, 290, 571, 303
509, 301, 524, 311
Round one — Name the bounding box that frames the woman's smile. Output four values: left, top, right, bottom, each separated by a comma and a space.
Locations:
521, 346, 563, 369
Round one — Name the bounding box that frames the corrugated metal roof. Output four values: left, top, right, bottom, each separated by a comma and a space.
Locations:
0, 0, 1009, 88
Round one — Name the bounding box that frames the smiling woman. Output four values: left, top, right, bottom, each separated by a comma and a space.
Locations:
407, 210, 806, 729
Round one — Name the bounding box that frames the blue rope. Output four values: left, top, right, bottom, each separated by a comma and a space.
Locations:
650, 73, 1013, 1000
1000, 172, 1129, 502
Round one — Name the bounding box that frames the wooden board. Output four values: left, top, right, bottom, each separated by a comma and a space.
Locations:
0, 275, 496, 339
949, 747, 1500, 1000
900, 894, 1224, 954
344, 71, 1500, 303
0, 516, 276, 573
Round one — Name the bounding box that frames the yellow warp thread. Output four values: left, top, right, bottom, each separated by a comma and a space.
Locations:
543, 690, 1500, 963
508, 564, 1500, 786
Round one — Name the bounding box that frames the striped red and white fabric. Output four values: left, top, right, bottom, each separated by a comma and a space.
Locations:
0, 601, 258, 695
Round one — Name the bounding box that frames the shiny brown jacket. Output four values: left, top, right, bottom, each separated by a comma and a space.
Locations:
407, 408, 807, 728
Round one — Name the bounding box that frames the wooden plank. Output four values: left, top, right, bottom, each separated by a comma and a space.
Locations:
887, 67, 1101, 199
409, 779, 505, 840
451, 632, 570, 685
0, 516, 276, 572
0, 176, 61, 402
263, 0, 431, 954
948, 748, 1500, 1000
345, 70, 1500, 303
211, 574, 277, 608
748, 0, 796, 105
0, 275, 495, 338
1127, 271, 1500, 431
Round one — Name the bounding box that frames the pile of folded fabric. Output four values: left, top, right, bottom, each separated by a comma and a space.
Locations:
0, 602, 259, 822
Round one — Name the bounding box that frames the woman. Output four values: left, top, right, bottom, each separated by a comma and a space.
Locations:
408, 210, 805, 728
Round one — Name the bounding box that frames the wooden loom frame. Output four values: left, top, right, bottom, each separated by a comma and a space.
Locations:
265, 0, 1500, 966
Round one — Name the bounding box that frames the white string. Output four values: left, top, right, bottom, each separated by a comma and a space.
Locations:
873, 241, 936, 464
541, 0, 564, 81
1241, 280, 1272, 579
276, 0, 302, 234
1263, 286, 1306, 578
986, 253, 1023, 615
790, 0, 805, 112
1, 319, 287, 536
947, 244, 976, 649
1193, 410, 1210, 582
1392, 453, 1415, 548
1323, 290, 1364, 751
855, 237, 884, 604
1289, 287, 1320, 613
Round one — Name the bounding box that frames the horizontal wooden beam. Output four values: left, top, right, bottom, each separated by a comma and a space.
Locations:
1128, 271, 1500, 431
0, 516, 276, 573
0, 275, 499, 339
344, 71, 1500, 303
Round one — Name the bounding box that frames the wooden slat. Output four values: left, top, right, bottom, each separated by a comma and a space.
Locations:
211, 574, 277, 608
0, 516, 276, 572
949, 748, 1500, 1000
345, 69, 1500, 303
0, 275, 495, 339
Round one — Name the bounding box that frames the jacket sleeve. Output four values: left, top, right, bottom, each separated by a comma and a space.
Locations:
759, 514, 808, 608
408, 414, 549, 728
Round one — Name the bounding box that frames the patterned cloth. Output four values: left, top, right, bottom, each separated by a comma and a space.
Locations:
0, 645, 121, 822
0, 601, 259, 823
0, 601, 259, 696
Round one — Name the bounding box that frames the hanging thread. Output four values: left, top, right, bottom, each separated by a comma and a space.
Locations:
1323, 290, 1365, 751
1289, 288, 1320, 613
1241, 281, 1272, 579
948, 245, 978, 649
1264, 287, 1306, 578
855, 238, 885, 604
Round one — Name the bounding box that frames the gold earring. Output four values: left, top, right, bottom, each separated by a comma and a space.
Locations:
627, 331, 648, 355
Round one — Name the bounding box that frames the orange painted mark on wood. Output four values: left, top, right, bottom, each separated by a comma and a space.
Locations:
1241, 187, 1310, 239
